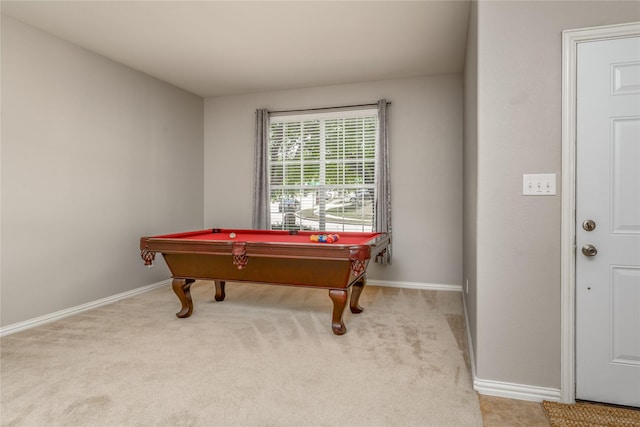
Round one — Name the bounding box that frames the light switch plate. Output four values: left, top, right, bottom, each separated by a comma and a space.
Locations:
523, 174, 556, 196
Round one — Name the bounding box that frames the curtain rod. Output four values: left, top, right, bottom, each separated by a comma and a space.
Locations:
269, 101, 391, 115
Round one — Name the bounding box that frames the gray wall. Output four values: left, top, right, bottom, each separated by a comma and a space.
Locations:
204, 75, 464, 286
6, 0, 638, 397
1, 17, 204, 327
464, 0, 640, 389
463, 0, 479, 364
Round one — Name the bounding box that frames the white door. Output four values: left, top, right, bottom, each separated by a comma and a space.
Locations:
576, 35, 640, 407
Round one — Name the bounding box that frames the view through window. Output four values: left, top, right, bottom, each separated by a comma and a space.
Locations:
269, 109, 378, 232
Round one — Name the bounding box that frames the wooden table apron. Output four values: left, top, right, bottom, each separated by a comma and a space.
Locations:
139, 230, 390, 335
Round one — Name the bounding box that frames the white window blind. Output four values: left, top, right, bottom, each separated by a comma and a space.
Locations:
269, 108, 378, 232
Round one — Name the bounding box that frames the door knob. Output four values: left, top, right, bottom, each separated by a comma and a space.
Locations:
582, 244, 598, 257
582, 219, 596, 231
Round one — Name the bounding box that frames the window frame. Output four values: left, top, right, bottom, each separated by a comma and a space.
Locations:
268, 107, 379, 232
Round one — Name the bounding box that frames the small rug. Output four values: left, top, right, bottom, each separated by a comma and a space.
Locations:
543, 401, 640, 427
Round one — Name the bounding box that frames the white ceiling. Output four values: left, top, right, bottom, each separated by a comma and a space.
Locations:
1, 1, 471, 98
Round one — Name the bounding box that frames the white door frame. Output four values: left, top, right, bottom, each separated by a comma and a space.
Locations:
561, 21, 640, 404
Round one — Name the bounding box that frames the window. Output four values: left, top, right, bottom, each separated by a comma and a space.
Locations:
268, 108, 378, 232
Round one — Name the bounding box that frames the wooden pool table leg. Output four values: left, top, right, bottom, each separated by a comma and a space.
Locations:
350, 276, 365, 314
329, 289, 348, 335
214, 280, 226, 301
172, 278, 195, 318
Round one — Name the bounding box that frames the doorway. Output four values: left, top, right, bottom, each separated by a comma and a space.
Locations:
561, 22, 640, 405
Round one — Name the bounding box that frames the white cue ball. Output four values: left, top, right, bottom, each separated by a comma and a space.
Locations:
229, 232, 236, 238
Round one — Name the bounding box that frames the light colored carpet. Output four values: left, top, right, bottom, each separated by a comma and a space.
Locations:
1, 281, 482, 426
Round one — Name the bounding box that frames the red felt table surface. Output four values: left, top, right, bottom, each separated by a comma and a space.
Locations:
152, 229, 378, 245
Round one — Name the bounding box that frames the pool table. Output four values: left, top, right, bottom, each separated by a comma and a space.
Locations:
139, 228, 390, 335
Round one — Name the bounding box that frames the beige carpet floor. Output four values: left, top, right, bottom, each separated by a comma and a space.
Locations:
1, 281, 482, 426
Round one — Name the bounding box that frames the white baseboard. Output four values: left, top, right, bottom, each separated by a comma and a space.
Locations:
379, 281, 562, 402
461, 291, 562, 403
368, 279, 462, 292
0, 279, 171, 337
462, 293, 479, 383
473, 378, 562, 402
